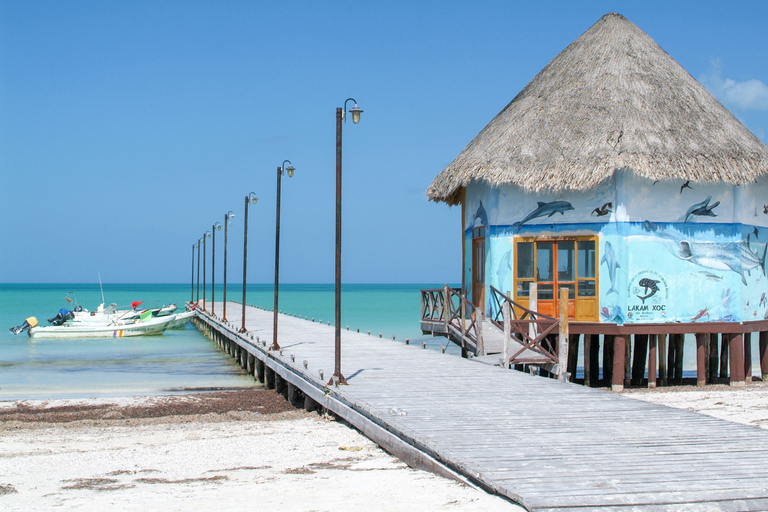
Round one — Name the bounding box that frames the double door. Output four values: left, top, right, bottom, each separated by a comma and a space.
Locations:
514, 237, 598, 321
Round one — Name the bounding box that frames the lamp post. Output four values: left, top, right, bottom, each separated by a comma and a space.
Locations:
272, 160, 295, 351
330, 98, 363, 386
191, 243, 196, 304
223, 211, 235, 322
197, 238, 201, 305
203, 231, 210, 311
241, 193, 258, 333
212, 222, 221, 316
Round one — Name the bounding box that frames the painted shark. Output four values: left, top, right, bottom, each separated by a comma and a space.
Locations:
512, 201, 574, 233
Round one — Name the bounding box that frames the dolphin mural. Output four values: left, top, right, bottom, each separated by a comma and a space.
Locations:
472, 201, 488, 228
683, 196, 720, 223
496, 250, 511, 291
512, 201, 574, 233
601, 241, 620, 296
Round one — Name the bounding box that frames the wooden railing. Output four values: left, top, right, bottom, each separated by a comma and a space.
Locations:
421, 286, 483, 355
489, 286, 559, 368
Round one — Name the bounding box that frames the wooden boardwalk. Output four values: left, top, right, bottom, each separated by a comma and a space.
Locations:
196, 302, 768, 511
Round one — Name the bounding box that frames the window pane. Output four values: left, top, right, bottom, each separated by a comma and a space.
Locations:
517, 242, 534, 279
537, 242, 553, 282
516, 280, 530, 297
558, 283, 576, 301
538, 283, 554, 300
578, 280, 596, 297
557, 241, 575, 281
578, 240, 596, 278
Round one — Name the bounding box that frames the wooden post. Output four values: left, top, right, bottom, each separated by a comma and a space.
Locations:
674, 334, 684, 385
632, 334, 648, 387
720, 334, 729, 379
529, 283, 538, 342
708, 333, 719, 383
589, 335, 600, 385
477, 307, 485, 357
729, 332, 745, 387
443, 284, 450, 334
612, 336, 626, 392
744, 332, 752, 384
760, 331, 768, 380
567, 334, 580, 383
648, 334, 657, 389
658, 334, 667, 386
624, 336, 631, 389
602, 335, 614, 387
558, 287, 569, 381
696, 333, 707, 387
584, 334, 592, 387
502, 300, 510, 369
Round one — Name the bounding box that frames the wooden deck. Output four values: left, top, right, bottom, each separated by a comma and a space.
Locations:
196, 302, 768, 511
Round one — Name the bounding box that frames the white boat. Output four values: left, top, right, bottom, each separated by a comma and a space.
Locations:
27, 314, 178, 339
166, 310, 194, 329
154, 303, 178, 317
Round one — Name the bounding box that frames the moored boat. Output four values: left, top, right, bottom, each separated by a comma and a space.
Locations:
26, 314, 178, 339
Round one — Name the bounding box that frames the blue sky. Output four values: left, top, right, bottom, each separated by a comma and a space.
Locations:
1, 1, 767, 284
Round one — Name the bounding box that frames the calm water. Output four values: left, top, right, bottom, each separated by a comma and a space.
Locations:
0, 283, 445, 401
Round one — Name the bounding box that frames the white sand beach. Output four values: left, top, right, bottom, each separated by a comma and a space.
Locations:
0, 390, 522, 511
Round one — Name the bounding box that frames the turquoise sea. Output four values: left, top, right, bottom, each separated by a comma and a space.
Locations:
0, 283, 446, 401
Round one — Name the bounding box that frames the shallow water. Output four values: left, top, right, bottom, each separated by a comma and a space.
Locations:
0, 283, 445, 400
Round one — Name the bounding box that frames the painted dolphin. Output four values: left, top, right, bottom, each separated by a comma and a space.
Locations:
684, 196, 720, 223
512, 201, 574, 233
473, 201, 489, 228
496, 250, 511, 291
600, 241, 620, 296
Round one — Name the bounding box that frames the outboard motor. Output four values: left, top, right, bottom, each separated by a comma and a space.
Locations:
48, 308, 75, 326
10, 317, 38, 335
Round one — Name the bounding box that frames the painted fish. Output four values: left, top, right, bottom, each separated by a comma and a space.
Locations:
760, 292, 767, 309
691, 307, 710, 322
697, 271, 723, 281
678, 238, 767, 285
512, 201, 574, 233
636, 278, 660, 304
601, 241, 620, 296
683, 196, 720, 223
600, 305, 625, 324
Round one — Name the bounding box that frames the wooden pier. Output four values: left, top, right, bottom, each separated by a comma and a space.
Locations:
194, 301, 768, 511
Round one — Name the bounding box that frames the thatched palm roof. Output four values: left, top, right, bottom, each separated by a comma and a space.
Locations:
427, 12, 768, 205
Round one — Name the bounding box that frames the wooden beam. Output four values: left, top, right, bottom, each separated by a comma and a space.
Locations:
612, 336, 626, 392
729, 332, 745, 387
696, 333, 707, 387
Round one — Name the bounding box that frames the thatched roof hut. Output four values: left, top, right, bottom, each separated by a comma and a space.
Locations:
427, 12, 768, 206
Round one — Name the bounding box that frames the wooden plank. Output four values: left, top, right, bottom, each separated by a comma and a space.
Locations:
194, 303, 768, 511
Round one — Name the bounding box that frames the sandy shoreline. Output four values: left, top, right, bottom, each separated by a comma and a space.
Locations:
0, 388, 521, 511
4, 383, 768, 511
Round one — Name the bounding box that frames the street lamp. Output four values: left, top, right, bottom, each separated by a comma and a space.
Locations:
203, 231, 210, 311
241, 192, 258, 333
212, 222, 221, 316
191, 243, 196, 304
197, 238, 201, 305
331, 98, 363, 386
223, 211, 235, 322
272, 159, 295, 351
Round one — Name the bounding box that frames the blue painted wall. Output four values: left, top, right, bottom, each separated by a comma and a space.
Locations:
464, 171, 768, 324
